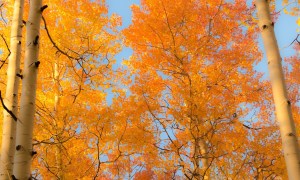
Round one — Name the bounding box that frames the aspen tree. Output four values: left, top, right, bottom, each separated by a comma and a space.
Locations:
0, 0, 24, 179
125, 0, 263, 177
256, 0, 300, 179
54, 60, 64, 179
13, 0, 44, 179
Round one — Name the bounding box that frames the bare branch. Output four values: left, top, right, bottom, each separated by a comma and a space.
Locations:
280, 34, 300, 50
0, 90, 18, 121
242, 123, 262, 130
42, 16, 77, 60
0, 34, 11, 69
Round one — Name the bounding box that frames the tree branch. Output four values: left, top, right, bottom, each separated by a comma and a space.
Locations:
0, 90, 17, 121
280, 34, 300, 50
242, 124, 262, 130
0, 34, 11, 69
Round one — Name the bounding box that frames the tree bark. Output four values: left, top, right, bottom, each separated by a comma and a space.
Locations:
256, 1, 300, 179
193, 137, 209, 179
199, 139, 209, 180
13, 0, 43, 179
0, 0, 24, 179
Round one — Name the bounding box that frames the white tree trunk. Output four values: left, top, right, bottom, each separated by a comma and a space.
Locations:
256, 1, 300, 179
193, 138, 209, 179
13, 0, 43, 179
0, 0, 24, 179
54, 61, 64, 179
199, 139, 209, 180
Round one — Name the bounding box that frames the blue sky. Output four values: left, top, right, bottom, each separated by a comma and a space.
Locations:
107, 0, 140, 71
106, 0, 299, 79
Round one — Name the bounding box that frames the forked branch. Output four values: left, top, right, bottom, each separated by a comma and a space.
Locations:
0, 34, 11, 69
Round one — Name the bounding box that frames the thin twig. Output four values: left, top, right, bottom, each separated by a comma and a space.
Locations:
280, 34, 300, 50
271, 1, 298, 15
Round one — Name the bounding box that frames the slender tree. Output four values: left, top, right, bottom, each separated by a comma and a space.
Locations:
0, 0, 24, 179
53, 58, 64, 179
13, 0, 44, 179
256, 0, 300, 179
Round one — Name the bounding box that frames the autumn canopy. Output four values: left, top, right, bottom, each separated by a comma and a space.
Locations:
0, 0, 299, 179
